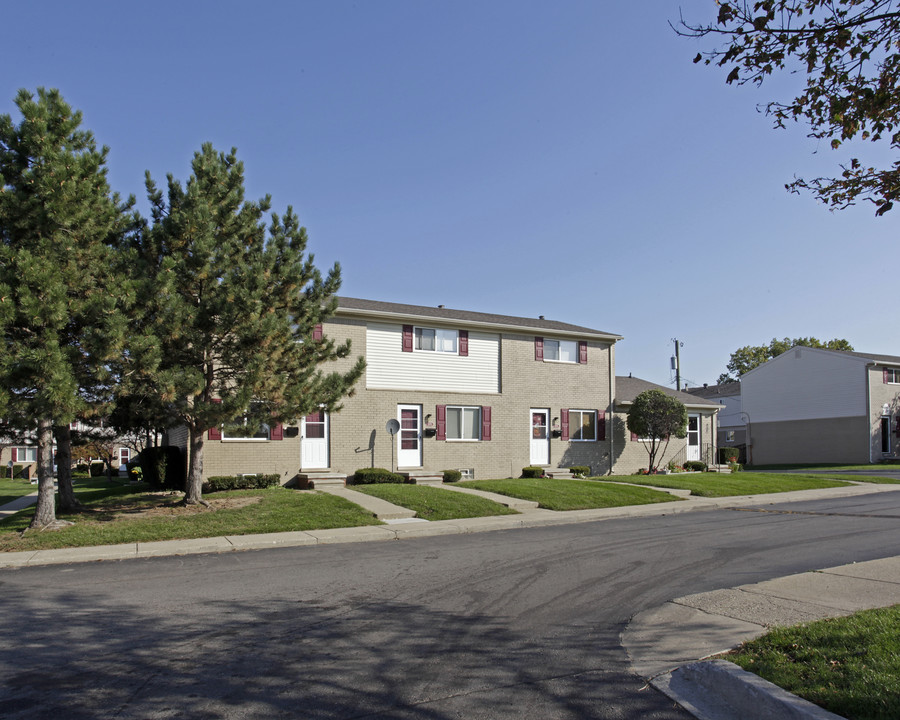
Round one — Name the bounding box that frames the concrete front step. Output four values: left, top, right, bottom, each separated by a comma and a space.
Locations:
298, 472, 347, 488
401, 472, 445, 486
544, 470, 575, 479
317, 486, 417, 521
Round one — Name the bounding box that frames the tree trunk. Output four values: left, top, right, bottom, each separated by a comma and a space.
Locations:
53, 424, 82, 512
29, 419, 58, 529
184, 426, 209, 506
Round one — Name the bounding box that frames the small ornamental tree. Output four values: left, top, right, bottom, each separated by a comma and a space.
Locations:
626, 389, 688, 472
137, 144, 365, 506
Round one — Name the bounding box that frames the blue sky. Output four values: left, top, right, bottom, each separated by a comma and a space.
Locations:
4, 1, 895, 388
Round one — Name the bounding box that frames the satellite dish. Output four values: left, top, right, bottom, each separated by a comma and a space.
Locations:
385, 419, 400, 436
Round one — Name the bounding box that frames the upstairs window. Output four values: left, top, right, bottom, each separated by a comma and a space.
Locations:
535, 337, 588, 364
415, 327, 458, 353
545, 339, 577, 363
885, 368, 900, 384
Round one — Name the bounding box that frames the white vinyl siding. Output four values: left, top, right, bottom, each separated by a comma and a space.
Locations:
742, 347, 866, 422
366, 322, 500, 393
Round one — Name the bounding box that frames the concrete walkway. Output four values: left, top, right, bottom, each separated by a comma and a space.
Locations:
2, 481, 899, 719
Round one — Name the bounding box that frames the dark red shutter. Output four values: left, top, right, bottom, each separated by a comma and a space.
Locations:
560, 409, 569, 441
885, 368, 891, 384
579, 341, 588, 364
598, 410, 606, 441
208, 398, 222, 440
535, 337, 544, 361
313, 324, 323, 341
271, 423, 284, 441
895, 418, 900, 438
459, 330, 468, 357
436, 405, 446, 441
630, 431, 638, 441
482, 406, 491, 441
402, 325, 413, 352
10, 448, 17, 462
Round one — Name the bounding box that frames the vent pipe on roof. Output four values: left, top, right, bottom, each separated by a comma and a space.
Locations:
438, 305, 444, 308
539, 315, 545, 320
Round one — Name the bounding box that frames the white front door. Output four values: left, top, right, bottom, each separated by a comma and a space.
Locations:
686, 414, 700, 462
301, 411, 329, 469
530, 409, 550, 466
398, 405, 422, 468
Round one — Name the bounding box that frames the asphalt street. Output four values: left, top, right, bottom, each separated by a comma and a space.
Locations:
2, 489, 899, 719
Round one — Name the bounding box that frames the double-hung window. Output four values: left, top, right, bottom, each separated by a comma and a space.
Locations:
885, 368, 900, 384
415, 327, 458, 353
446, 406, 481, 441
568, 410, 597, 441
13, 447, 37, 462
222, 402, 271, 440
544, 339, 577, 363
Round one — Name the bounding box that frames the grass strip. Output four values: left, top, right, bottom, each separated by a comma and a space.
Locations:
351, 484, 519, 521
457, 477, 678, 511
601, 472, 850, 497
0, 485, 380, 552
0, 477, 39, 506
728, 605, 900, 720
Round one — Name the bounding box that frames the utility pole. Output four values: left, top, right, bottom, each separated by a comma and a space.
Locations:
671, 339, 683, 390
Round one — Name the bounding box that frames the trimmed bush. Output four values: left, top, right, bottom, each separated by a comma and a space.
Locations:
205, 474, 281, 492
729, 462, 743, 473
521, 466, 545, 479
89, 461, 106, 477
351, 467, 406, 485
75, 463, 90, 475
138, 446, 186, 491
683, 461, 708, 472
568, 465, 590, 478
718, 447, 739, 464
442, 469, 462, 483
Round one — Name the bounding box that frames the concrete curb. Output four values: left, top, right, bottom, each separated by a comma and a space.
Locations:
652, 660, 847, 720
624, 556, 900, 720
0, 481, 896, 570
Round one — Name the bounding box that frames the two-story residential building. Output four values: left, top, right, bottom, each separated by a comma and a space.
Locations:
187, 296, 624, 483
741, 347, 900, 465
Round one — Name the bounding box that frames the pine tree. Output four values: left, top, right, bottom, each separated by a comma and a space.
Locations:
139, 144, 364, 505
0, 88, 134, 529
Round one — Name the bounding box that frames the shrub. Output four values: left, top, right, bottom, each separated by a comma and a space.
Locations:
75, 463, 90, 475
351, 467, 406, 485
128, 466, 143, 482
728, 462, 743, 473
205, 474, 281, 492
568, 465, 590, 478
138, 446, 186, 491
718, 447, 739, 464
521, 466, 545, 479
442, 469, 462, 483
683, 461, 708, 472
11, 464, 25, 479
89, 461, 106, 477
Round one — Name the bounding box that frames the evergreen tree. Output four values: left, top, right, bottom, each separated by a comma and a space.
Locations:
139, 144, 364, 505
0, 88, 134, 529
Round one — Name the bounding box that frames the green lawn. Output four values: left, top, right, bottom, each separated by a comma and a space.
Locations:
0, 477, 39, 506
0, 484, 381, 552
457, 477, 679, 511
750, 463, 900, 472
600, 472, 852, 497
729, 605, 900, 720
351, 484, 519, 521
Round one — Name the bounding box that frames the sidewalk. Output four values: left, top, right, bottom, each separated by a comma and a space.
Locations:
2, 482, 898, 719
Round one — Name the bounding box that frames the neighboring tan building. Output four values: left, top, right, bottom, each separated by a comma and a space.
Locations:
614, 376, 720, 471
171, 297, 626, 483
741, 347, 900, 465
